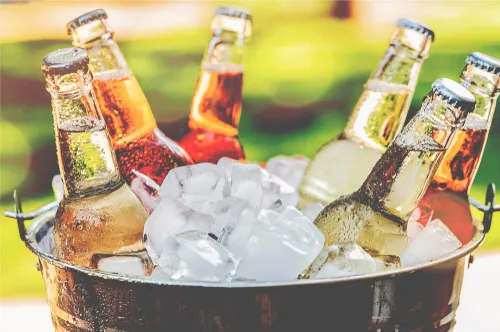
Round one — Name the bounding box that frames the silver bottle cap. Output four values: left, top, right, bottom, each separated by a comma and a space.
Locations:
466, 52, 500, 75
214, 6, 252, 22
432, 78, 476, 113
396, 18, 435, 41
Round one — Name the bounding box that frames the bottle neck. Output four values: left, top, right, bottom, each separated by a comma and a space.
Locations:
70, 19, 129, 75
82, 38, 130, 76
74, 29, 158, 143
343, 45, 425, 151
49, 74, 99, 126
50, 80, 122, 199
358, 97, 463, 221
461, 66, 500, 124
189, 31, 245, 136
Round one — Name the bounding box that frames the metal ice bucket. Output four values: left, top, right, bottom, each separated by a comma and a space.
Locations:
4, 184, 499, 332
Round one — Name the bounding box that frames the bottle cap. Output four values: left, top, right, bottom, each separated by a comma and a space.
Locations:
432, 78, 476, 113
396, 18, 435, 42
42, 48, 89, 76
214, 6, 252, 22
66, 9, 108, 35
466, 52, 500, 75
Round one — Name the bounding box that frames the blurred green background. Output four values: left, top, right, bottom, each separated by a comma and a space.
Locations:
1, 1, 499, 298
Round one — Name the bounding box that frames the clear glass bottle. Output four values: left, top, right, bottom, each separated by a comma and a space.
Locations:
42, 48, 149, 268
416, 52, 500, 243
311, 78, 475, 263
179, 6, 252, 163
298, 19, 434, 207
66, 9, 193, 185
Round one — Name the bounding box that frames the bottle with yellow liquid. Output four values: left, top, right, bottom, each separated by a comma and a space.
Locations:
298, 19, 434, 207
415, 52, 500, 243
67, 9, 193, 186
42, 48, 149, 268
309, 78, 475, 265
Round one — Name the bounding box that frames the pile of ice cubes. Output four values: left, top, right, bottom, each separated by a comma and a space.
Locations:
303, 218, 462, 279
144, 156, 326, 282
49, 156, 464, 282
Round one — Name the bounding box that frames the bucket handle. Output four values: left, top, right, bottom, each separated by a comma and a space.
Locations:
3, 190, 59, 242
469, 183, 498, 234
3, 183, 499, 242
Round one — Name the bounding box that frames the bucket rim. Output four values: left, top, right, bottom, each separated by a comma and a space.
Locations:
25, 205, 485, 289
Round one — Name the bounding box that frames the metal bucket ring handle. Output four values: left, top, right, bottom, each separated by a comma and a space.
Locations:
468, 183, 497, 234
4, 190, 59, 242
3, 183, 499, 243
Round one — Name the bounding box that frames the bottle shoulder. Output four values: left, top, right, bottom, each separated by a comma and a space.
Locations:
57, 183, 148, 219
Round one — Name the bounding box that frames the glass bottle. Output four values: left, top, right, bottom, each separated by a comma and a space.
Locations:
415, 52, 500, 243
311, 78, 475, 263
66, 9, 193, 185
42, 48, 149, 268
298, 19, 434, 207
179, 6, 252, 163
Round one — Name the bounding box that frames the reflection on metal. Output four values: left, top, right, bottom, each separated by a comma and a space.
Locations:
371, 279, 396, 326
2, 184, 497, 331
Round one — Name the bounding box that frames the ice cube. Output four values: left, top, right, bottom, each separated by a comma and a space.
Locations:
230, 163, 263, 208
226, 208, 324, 281
93, 251, 153, 277
400, 219, 462, 266
261, 169, 300, 207
52, 174, 64, 202
303, 243, 377, 279
300, 203, 324, 221
209, 197, 257, 238
158, 163, 230, 213
279, 205, 311, 225
268, 199, 286, 212
407, 219, 424, 243
149, 266, 171, 281
266, 155, 309, 189
157, 231, 238, 282
143, 197, 214, 264
217, 157, 238, 180
130, 169, 161, 214
219, 159, 300, 208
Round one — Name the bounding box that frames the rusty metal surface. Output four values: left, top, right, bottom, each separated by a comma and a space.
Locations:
22, 206, 483, 332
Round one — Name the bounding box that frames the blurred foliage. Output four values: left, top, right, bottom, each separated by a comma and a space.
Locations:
1, 6, 500, 298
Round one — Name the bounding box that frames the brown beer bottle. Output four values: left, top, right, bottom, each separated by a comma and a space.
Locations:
298, 19, 434, 207
179, 6, 252, 163
66, 9, 193, 185
42, 48, 149, 268
311, 78, 475, 262
415, 53, 500, 243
